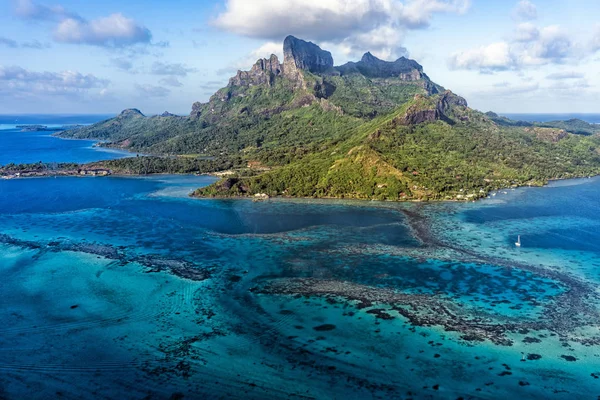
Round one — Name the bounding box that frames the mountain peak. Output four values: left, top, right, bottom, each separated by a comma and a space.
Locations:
118, 109, 145, 118
283, 35, 334, 75
361, 52, 381, 63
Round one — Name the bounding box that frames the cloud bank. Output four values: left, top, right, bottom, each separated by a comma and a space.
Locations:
214, 0, 470, 60
448, 2, 588, 73
14, 0, 152, 47
0, 65, 108, 96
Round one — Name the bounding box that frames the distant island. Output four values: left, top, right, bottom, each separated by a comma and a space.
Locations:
17, 124, 80, 132
23, 35, 600, 201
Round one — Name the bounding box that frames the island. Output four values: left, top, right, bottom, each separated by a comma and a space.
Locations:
27, 35, 600, 201
16, 125, 73, 132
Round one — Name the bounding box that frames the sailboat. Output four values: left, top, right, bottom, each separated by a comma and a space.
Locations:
515, 235, 522, 247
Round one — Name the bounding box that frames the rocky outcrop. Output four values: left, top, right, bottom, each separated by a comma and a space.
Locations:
525, 127, 569, 143
190, 102, 202, 119
283, 35, 334, 77
436, 91, 468, 113
397, 91, 468, 126
229, 54, 282, 87
400, 109, 440, 126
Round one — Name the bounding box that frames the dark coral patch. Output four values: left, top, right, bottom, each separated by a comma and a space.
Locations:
313, 324, 336, 332
561, 355, 577, 362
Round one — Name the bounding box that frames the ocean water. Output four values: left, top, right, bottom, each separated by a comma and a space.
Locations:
0, 114, 131, 165
501, 113, 600, 124
1, 173, 600, 399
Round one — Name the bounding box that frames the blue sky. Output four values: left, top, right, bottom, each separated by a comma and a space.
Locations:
1, 0, 599, 115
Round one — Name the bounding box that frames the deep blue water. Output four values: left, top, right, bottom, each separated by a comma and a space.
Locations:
0, 114, 113, 126
502, 113, 600, 123
0, 114, 130, 165
0, 174, 600, 399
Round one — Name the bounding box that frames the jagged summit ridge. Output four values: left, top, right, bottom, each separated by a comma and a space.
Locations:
226, 35, 439, 95
338, 52, 429, 81
229, 54, 282, 87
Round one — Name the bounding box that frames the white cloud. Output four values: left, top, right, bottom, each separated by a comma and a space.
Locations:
449, 42, 515, 72
0, 37, 19, 48
546, 71, 585, 80
150, 62, 197, 77
213, 0, 470, 59
54, 13, 151, 47
110, 57, 135, 72
159, 77, 183, 87
0, 65, 108, 96
399, 0, 471, 28
134, 84, 170, 97
0, 36, 50, 49
14, 0, 152, 47
21, 40, 50, 49
14, 0, 81, 21
475, 81, 539, 97
217, 41, 283, 76
250, 41, 283, 60
514, 23, 539, 42
328, 25, 409, 60
519, 25, 572, 66
548, 80, 590, 91
451, 25, 576, 72
592, 25, 600, 52
512, 0, 537, 21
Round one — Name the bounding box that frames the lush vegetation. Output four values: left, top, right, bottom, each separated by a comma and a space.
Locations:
87, 156, 245, 175
0, 161, 80, 173
196, 99, 600, 201
54, 51, 600, 202
0, 156, 247, 179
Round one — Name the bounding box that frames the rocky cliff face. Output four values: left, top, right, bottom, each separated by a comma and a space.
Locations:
229, 54, 282, 87
190, 102, 202, 119
223, 36, 336, 91
437, 91, 468, 111
283, 35, 334, 77
398, 91, 468, 126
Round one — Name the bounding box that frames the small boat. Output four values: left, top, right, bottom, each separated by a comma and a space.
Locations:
515, 235, 522, 247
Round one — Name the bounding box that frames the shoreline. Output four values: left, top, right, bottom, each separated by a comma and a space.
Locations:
3, 166, 598, 205
190, 173, 600, 204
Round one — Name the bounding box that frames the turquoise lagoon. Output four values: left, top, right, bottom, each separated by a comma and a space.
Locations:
1, 174, 600, 399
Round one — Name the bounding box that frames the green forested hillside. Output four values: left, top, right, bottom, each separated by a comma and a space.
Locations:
56, 36, 600, 201
195, 95, 600, 201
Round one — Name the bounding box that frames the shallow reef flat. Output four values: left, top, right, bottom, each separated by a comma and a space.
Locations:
0, 175, 599, 399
